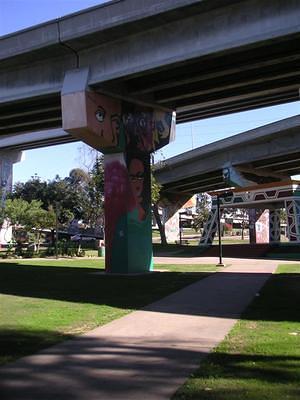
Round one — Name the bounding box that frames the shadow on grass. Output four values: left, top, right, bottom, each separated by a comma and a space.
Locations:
0, 328, 71, 365
0, 331, 299, 400
153, 243, 206, 257
0, 262, 210, 309
174, 352, 300, 400
1, 263, 300, 321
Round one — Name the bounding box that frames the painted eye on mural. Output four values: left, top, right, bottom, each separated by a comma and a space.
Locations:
139, 118, 146, 129
95, 107, 106, 123
156, 120, 165, 134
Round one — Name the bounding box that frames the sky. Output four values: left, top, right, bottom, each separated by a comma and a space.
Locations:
1, 0, 300, 183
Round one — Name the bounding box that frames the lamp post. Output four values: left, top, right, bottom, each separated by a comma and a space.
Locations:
216, 195, 225, 267
179, 212, 183, 245
55, 202, 59, 259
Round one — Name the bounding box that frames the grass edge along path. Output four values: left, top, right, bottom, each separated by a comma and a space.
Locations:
0, 259, 217, 365
173, 263, 300, 400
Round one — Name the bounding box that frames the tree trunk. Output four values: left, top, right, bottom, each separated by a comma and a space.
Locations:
37, 232, 41, 253
152, 203, 167, 245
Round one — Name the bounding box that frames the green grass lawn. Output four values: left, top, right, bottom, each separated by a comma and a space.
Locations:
174, 263, 300, 400
0, 259, 215, 365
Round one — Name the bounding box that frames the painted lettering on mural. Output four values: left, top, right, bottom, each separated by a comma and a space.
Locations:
122, 104, 175, 154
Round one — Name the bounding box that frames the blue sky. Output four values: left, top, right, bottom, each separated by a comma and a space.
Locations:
1, 0, 299, 183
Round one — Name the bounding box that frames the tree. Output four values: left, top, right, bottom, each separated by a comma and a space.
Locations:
2, 198, 55, 252
151, 169, 167, 245
87, 156, 105, 227
3, 198, 39, 227
11, 176, 48, 206
193, 193, 211, 232
29, 207, 56, 252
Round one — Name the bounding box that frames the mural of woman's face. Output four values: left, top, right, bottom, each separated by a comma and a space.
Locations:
129, 158, 144, 202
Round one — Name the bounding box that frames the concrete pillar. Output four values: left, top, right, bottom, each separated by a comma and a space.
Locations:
0, 151, 24, 245
248, 209, 269, 244
61, 68, 175, 273
248, 209, 257, 244
285, 199, 300, 242
159, 194, 191, 243
163, 207, 180, 243
0, 151, 23, 207
104, 151, 152, 273
269, 209, 281, 243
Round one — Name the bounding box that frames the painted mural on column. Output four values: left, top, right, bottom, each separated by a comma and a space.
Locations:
62, 71, 175, 273
255, 209, 269, 243
248, 209, 269, 244
103, 103, 173, 273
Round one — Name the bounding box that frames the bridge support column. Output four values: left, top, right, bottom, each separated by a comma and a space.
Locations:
163, 208, 179, 243
285, 200, 300, 243
159, 193, 191, 243
269, 209, 281, 243
61, 68, 175, 273
0, 151, 23, 206
0, 151, 24, 245
199, 207, 222, 246
249, 209, 269, 244
161, 195, 191, 243
248, 209, 257, 244
104, 151, 153, 273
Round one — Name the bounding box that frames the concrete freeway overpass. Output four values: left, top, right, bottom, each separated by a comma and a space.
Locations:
2, 0, 300, 273
154, 115, 300, 195
154, 115, 300, 247
1, 0, 300, 134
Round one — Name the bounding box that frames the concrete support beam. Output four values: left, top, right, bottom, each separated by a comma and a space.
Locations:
1, 0, 300, 126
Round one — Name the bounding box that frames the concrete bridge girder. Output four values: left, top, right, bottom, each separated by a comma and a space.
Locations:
155, 115, 300, 194
1, 0, 300, 135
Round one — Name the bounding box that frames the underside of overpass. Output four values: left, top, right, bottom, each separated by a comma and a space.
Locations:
1, 0, 300, 136
155, 115, 300, 196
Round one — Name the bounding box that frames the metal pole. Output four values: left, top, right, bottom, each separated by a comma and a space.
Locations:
179, 213, 182, 245
216, 195, 225, 266
55, 202, 59, 259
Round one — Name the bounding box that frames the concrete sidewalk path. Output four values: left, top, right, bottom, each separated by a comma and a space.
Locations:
0, 259, 279, 400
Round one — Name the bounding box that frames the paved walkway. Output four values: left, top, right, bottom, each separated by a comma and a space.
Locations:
0, 258, 284, 400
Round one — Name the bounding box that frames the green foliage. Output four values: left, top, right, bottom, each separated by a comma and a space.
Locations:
2, 198, 55, 252
3, 198, 42, 228
193, 194, 210, 232
87, 156, 104, 226
11, 158, 105, 229
151, 168, 162, 204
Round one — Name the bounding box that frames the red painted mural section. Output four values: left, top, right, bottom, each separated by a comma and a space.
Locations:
104, 159, 136, 271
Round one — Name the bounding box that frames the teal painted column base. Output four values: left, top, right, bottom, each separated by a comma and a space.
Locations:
110, 210, 153, 274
